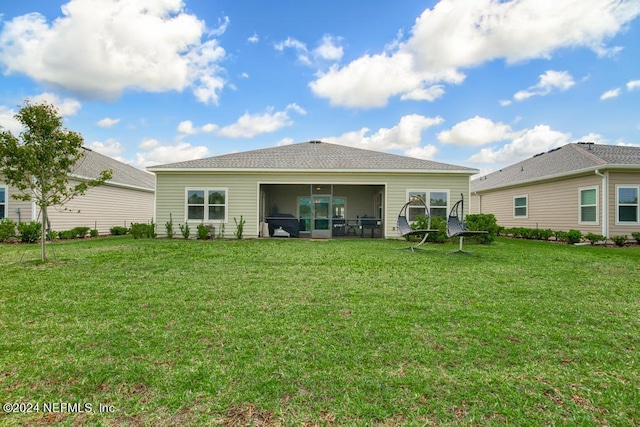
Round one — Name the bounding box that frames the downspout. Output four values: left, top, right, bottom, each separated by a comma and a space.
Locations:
595, 169, 607, 238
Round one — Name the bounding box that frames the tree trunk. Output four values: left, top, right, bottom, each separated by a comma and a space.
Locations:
41, 204, 47, 262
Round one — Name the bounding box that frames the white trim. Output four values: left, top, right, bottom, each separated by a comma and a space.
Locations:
513, 194, 528, 218
406, 189, 450, 220
615, 185, 639, 224
184, 187, 229, 224
578, 186, 599, 225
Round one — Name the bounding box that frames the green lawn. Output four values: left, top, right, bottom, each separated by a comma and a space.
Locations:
1, 237, 638, 426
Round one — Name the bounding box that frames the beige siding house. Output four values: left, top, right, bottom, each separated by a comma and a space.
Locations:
1, 148, 155, 234
148, 141, 478, 239
470, 142, 640, 238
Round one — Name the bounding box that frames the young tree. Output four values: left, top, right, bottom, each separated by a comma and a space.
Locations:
0, 100, 112, 262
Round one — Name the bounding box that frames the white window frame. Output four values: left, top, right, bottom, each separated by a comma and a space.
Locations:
513, 195, 528, 218
615, 185, 639, 224
578, 186, 598, 224
0, 185, 7, 219
185, 187, 228, 223
406, 189, 450, 221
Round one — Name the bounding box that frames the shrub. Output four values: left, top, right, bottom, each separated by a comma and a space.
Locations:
59, 229, 76, 240
72, 226, 90, 238
425, 216, 449, 244
110, 226, 128, 236
17, 221, 41, 243
196, 224, 210, 240
535, 229, 555, 241
130, 222, 156, 239
165, 213, 175, 239
611, 235, 628, 247
465, 213, 498, 244
632, 232, 640, 244
234, 215, 245, 240
179, 223, 190, 239
585, 232, 606, 244
564, 229, 583, 245
0, 218, 17, 242
90, 229, 99, 238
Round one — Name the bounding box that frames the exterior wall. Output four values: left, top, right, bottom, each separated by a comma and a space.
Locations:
154, 171, 472, 239
475, 174, 604, 235
1, 176, 36, 223
43, 181, 154, 234
608, 171, 640, 237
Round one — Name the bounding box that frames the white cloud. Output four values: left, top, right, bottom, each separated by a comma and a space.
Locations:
97, 117, 120, 128
248, 33, 259, 44
313, 35, 344, 62
513, 70, 575, 101
627, 80, 640, 91
324, 114, 444, 154
404, 145, 439, 160
138, 138, 159, 149
310, 0, 640, 108
201, 123, 218, 133
274, 37, 311, 65
438, 116, 513, 146
600, 88, 621, 100
136, 141, 209, 168
88, 138, 124, 156
0, 0, 228, 103
0, 106, 23, 133
31, 92, 82, 116
468, 125, 571, 164
177, 120, 198, 135
217, 104, 306, 138
400, 84, 445, 102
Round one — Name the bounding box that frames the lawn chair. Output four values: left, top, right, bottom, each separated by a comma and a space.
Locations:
397, 195, 438, 252
447, 193, 488, 254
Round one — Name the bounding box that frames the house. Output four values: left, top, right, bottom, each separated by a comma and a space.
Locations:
470, 142, 640, 238
1, 147, 155, 234
147, 140, 479, 239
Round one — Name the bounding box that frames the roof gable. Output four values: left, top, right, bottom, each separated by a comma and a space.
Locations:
472, 142, 640, 192
148, 140, 477, 173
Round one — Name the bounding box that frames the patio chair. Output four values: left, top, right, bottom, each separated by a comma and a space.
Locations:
396, 195, 438, 252
446, 193, 487, 254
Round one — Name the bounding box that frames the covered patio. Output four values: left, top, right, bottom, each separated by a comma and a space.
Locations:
259, 183, 385, 238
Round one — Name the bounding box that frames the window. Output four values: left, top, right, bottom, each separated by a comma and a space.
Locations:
617, 186, 639, 223
514, 195, 527, 218
407, 190, 449, 220
186, 189, 227, 222
579, 187, 598, 223
0, 186, 6, 219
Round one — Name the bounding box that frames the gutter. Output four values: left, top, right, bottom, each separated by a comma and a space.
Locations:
594, 169, 608, 238
147, 167, 479, 175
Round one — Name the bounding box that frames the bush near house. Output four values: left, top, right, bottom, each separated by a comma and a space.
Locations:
17, 221, 41, 243
130, 222, 157, 239
585, 232, 606, 244
0, 218, 17, 242
110, 226, 129, 236
611, 235, 628, 247
465, 213, 498, 244
632, 232, 640, 244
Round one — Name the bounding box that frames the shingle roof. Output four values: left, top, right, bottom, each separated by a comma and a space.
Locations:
73, 148, 155, 190
471, 142, 640, 192
148, 140, 477, 173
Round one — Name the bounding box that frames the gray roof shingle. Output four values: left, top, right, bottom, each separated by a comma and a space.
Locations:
471, 142, 640, 192
73, 148, 155, 190
148, 140, 477, 173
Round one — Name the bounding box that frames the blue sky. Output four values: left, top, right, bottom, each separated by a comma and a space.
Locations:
0, 0, 639, 175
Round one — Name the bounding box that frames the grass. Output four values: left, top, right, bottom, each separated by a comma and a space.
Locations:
0, 237, 638, 426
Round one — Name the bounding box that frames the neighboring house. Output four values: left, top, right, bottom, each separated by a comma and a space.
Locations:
1, 147, 155, 234
470, 142, 640, 238
147, 140, 479, 239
